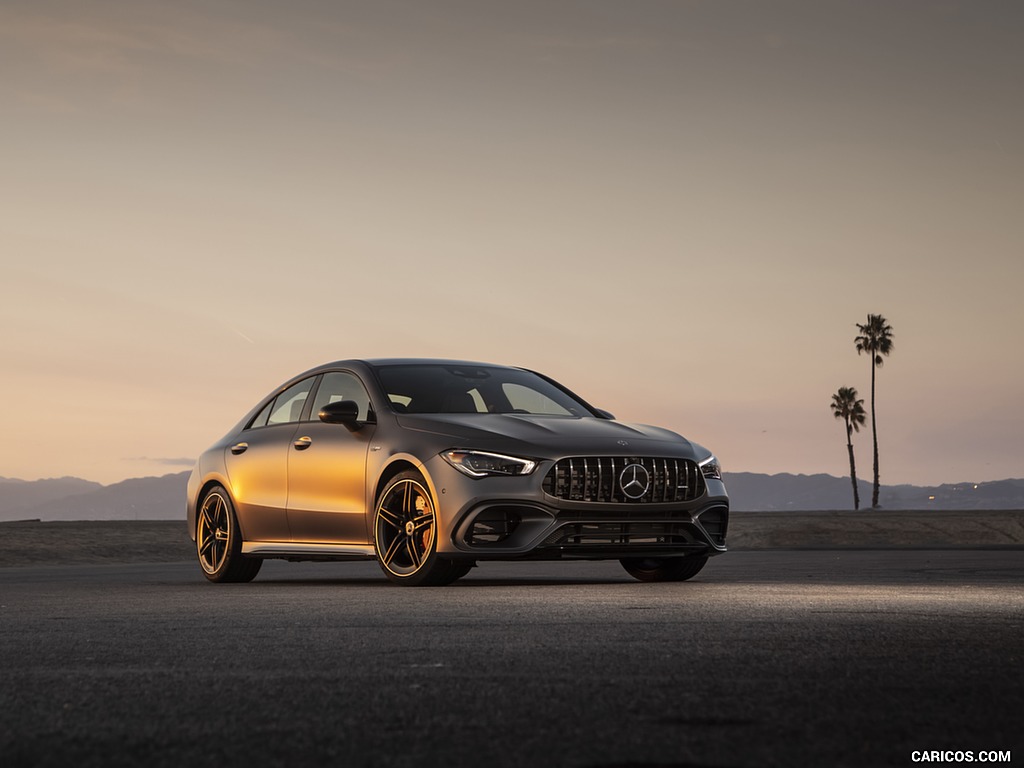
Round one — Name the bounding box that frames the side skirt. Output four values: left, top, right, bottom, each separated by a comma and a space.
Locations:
241, 542, 377, 561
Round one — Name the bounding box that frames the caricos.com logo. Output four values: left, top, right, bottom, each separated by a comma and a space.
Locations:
911, 751, 1012, 763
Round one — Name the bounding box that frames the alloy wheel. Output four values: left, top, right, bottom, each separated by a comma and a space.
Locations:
375, 478, 436, 577
197, 491, 231, 575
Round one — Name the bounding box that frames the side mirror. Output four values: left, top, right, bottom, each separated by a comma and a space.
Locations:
594, 408, 616, 420
319, 400, 362, 430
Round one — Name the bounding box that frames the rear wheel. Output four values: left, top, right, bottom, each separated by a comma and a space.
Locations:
374, 471, 466, 586
196, 486, 262, 583
620, 555, 708, 583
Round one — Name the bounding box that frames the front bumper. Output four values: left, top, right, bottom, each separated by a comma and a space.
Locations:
421, 454, 729, 561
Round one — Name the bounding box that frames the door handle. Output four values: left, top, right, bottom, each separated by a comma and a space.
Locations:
230, 442, 248, 455
293, 436, 313, 450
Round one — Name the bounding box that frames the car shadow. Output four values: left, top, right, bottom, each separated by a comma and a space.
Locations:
247, 575, 640, 588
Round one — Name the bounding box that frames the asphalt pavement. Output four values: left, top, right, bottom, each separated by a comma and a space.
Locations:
1, 551, 1022, 768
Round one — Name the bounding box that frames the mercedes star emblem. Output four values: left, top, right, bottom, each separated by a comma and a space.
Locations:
619, 463, 651, 500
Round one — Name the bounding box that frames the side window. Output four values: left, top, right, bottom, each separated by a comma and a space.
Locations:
266, 378, 315, 426
309, 371, 373, 422
249, 400, 274, 429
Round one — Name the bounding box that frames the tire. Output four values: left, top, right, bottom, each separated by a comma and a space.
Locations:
196, 485, 262, 583
620, 555, 708, 583
373, 471, 465, 586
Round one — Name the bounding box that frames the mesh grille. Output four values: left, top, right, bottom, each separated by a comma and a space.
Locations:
541, 521, 699, 548
697, 506, 729, 546
542, 457, 705, 503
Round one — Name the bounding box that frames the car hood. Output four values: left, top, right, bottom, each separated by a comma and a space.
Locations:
395, 413, 703, 459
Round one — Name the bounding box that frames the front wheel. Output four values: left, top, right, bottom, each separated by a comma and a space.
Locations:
196, 486, 262, 583
620, 555, 708, 583
374, 472, 466, 586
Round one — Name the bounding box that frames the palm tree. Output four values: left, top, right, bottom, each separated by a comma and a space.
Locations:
831, 387, 867, 510
855, 314, 895, 508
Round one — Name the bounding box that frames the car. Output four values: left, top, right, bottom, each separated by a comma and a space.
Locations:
186, 359, 728, 586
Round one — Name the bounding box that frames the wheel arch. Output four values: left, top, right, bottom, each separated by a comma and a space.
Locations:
189, 474, 234, 542
373, 458, 423, 505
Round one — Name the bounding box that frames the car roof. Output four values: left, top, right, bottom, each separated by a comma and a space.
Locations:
323, 358, 514, 370
282, 358, 525, 385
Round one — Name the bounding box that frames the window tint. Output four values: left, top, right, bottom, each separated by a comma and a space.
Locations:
374, 364, 593, 416
310, 372, 373, 422
502, 383, 574, 416
249, 400, 274, 429
266, 378, 315, 426
467, 389, 486, 412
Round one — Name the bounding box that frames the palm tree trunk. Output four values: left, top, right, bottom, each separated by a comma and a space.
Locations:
846, 420, 859, 510
870, 357, 880, 508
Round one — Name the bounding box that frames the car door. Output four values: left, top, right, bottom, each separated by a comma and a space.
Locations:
224, 377, 315, 542
286, 371, 376, 544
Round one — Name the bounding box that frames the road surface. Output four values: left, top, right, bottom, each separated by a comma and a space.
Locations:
1, 551, 1021, 767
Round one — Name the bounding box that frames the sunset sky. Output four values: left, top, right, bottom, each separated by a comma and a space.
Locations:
2, 0, 1022, 488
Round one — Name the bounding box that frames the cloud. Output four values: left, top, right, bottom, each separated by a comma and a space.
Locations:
0, 1, 395, 113
0, 1, 390, 78
522, 34, 661, 53
126, 457, 196, 468
0, 2, 283, 72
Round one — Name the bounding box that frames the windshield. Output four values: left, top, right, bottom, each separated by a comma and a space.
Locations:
372, 364, 596, 417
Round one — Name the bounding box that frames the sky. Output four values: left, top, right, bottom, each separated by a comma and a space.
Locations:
2, 0, 1022, 488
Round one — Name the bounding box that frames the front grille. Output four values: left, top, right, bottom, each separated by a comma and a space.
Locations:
543, 457, 705, 503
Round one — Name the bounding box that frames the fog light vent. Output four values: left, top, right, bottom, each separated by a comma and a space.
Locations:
466, 507, 522, 545
697, 506, 728, 545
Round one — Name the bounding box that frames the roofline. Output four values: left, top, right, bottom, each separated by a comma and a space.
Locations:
325, 358, 514, 370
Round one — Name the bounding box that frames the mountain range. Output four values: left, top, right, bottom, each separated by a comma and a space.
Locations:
2, 471, 1023, 523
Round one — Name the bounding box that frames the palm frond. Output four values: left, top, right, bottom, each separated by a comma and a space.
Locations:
855, 313, 895, 363
830, 386, 865, 428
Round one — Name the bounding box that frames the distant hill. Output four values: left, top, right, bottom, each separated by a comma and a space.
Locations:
0, 472, 189, 522
0, 476, 103, 518
725, 473, 1024, 511
2, 471, 1023, 522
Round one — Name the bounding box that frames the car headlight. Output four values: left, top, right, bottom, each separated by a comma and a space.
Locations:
442, 450, 538, 478
699, 455, 722, 481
